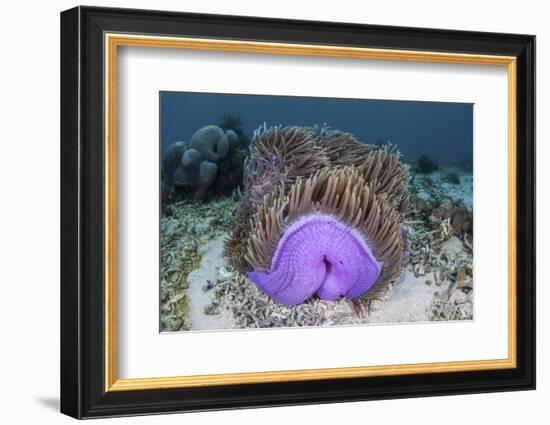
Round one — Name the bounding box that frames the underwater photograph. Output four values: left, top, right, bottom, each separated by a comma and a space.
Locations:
159, 92, 474, 332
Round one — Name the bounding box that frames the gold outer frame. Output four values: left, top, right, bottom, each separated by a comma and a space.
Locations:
104, 33, 517, 392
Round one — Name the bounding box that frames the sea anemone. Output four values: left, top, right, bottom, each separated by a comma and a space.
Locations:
225, 125, 409, 306
245, 168, 403, 305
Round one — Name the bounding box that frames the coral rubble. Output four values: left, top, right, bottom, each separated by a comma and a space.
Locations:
160, 197, 238, 332
403, 170, 474, 321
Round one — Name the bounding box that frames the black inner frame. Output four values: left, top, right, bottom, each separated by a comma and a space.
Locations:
60, 6, 535, 419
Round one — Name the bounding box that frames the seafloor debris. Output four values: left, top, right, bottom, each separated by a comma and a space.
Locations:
400, 172, 473, 321
160, 197, 238, 332
427, 235, 473, 320
205, 266, 366, 328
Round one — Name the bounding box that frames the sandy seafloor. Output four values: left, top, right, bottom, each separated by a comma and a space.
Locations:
160, 167, 474, 332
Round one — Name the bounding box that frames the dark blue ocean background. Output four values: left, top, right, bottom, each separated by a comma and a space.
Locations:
160, 92, 473, 166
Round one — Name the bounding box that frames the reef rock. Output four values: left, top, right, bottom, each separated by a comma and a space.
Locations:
218, 113, 250, 147
162, 141, 188, 185
191, 125, 229, 162
225, 129, 239, 148
162, 125, 247, 202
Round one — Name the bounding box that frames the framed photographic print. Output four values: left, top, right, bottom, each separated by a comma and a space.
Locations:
60, 6, 536, 419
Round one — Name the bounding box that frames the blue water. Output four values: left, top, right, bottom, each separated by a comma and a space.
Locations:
160, 91, 473, 166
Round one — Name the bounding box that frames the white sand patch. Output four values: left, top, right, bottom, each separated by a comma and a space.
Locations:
187, 233, 235, 330
441, 235, 468, 259
367, 270, 438, 323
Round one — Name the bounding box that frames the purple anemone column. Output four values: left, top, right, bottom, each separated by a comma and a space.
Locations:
247, 214, 381, 306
